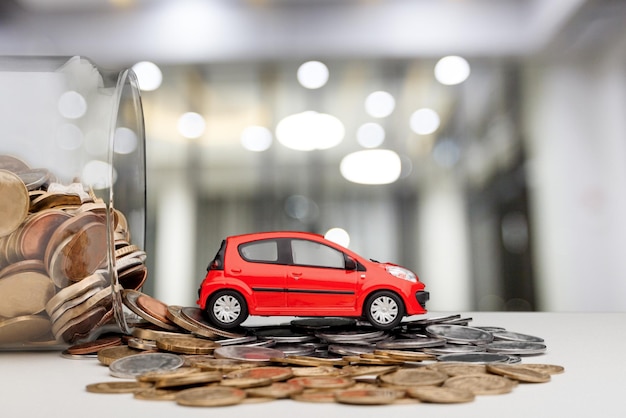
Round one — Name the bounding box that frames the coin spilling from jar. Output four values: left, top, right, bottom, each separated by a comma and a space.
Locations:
76, 293, 564, 407
0, 155, 148, 346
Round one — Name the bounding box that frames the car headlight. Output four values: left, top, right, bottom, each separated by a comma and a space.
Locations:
385, 265, 417, 283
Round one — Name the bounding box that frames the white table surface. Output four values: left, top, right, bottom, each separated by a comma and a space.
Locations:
1, 312, 624, 418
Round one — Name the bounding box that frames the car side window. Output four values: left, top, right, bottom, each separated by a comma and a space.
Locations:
291, 239, 345, 269
239, 240, 279, 262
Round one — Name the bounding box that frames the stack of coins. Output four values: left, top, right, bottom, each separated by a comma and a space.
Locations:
0, 155, 147, 346
73, 292, 565, 407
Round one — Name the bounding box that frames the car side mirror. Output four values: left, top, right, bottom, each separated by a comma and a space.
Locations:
345, 256, 357, 271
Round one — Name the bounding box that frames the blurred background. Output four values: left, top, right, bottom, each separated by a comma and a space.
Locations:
2, 0, 626, 312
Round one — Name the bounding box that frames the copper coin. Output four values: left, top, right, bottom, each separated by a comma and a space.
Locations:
0, 169, 29, 237
136, 294, 171, 324
30, 192, 82, 212
44, 212, 105, 271
66, 336, 123, 355
58, 305, 108, 343
61, 221, 107, 282
18, 210, 71, 260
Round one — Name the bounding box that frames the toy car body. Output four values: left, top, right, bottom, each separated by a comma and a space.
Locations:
197, 231, 429, 330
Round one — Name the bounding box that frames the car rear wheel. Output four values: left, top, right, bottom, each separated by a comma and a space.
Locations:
206, 290, 248, 329
364, 291, 405, 330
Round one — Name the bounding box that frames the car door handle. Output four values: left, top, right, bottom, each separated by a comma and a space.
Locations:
230, 268, 242, 274
291, 272, 302, 280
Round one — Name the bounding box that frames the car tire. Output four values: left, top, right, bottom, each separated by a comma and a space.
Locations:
206, 290, 249, 329
364, 291, 405, 330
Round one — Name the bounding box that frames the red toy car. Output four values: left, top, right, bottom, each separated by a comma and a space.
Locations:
197, 231, 429, 330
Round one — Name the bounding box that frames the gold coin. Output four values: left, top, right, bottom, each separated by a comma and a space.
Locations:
290, 389, 338, 403
133, 388, 179, 401
97, 345, 147, 366
86, 381, 153, 394
191, 358, 258, 373
342, 365, 398, 377
0, 315, 51, 345
219, 376, 274, 389
49, 286, 104, 324
137, 367, 200, 383
443, 374, 516, 395
486, 364, 551, 383
246, 381, 304, 399
30, 192, 82, 212
521, 364, 565, 375
373, 349, 436, 362
428, 362, 488, 376
0, 270, 55, 317
291, 366, 349, 377
378, 368, 448, 387
176, 386, 246, 407
407, 386, 475, 403
165, 305, 219, 339
156, 336, 220, 355
131, 327, 190, 342
0, 259, 47, 279
154, 371, 222, 388
225, 366, 294, 382
288, 376, 355, 389
335, 388, 402, 405
127, 337, 158, 351
0, 169, 29, 237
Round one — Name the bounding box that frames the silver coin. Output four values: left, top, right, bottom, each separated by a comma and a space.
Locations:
17, 169, 50, 190
425, 324, 494, 345
402, 314, 461, 327
423, 344, 486, 355
492, 330, 544, 343
291, 317, 356, 329
109, 353, 184, 379
485, 341, 547, 355
328, 344, 375, 356
376, 336, 446, 350
506, 355, 522, 364
253, 327, 316, 343
273, 343, 317, 356
213, 335, 258, 346
437, 352, 510, 364
475, 326, 507, 333
316, 328, 387, 343
213, 345, 285, 362
442, 317, 473, 326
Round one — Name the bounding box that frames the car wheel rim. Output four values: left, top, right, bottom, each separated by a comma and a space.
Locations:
370, 296, 398, 325
213, 295, 241, 323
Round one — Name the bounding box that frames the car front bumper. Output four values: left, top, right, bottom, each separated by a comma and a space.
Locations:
416, 290, 430, 308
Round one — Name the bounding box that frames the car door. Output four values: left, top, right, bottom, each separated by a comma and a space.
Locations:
285, 238, 359, 315
235, 239, 287, 311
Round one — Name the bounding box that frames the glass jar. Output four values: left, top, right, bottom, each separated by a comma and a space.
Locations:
0, 56, 146, 349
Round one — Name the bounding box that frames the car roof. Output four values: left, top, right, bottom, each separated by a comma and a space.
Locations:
227, 231, 324, 242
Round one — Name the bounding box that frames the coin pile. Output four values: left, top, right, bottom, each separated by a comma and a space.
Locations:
0, 155, 147, 346
77, 291, 564, 407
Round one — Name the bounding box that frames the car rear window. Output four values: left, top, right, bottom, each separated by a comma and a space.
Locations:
239, 240, 279, 262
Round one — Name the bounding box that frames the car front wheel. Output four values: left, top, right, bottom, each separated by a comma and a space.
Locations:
364, 291, 405, 330
206, 290, 248, 329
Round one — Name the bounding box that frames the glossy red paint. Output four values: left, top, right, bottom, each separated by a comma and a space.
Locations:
197, 231, 429, 330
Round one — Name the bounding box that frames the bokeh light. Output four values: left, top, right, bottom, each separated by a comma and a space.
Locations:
364, 91, 395, 118
356, 122, 385, 148
340, 149, 402, 185
241, 125, 272, 152
132, 61, 163, 91
276, 111, 344, 151
434, 56, 471, 86
297, 61, 329, 89
58, 91, 87, 119
325, 227, 351, 248
410, 108, 440, 135
177, 112, 206, 139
